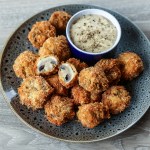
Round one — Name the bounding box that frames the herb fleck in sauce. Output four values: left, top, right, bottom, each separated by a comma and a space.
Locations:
70, 14, 117, 53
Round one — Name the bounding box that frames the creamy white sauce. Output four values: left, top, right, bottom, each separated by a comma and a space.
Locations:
37, 56, 57, 73
70, 14, 117, 53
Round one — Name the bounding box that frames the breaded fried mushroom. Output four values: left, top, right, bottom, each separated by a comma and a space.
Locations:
49, 11, 71, 31
58, 62, 78, 88
13, 50, 38, 79
18, 76, 54, 110
79, 67, 109, 93
90, 92, 102, 102
71, 85, 101, 105
39, 35, 70, 61
67, 58, 88, 72
44, 95, 75, 126
28, 21, 56, 48
102, 86, 131, 114
77, 102, 110, 128
46, 74, 68, 96
95, 58, 121, 85
71, 85, 90, 105
35, 55, 59, 76
118, 51, 144, 80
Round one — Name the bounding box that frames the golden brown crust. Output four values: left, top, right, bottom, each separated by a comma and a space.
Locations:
95, 59, 121, 85
39, 35, 70, 61
13, 50, 38, 79
118, 52, 144, 80
71, 85, 101, 105
77, 102, 110, 128
49, 11, 71, 31
18, 76, 54, 110
46, 74, 68, 96
102, 86, 131, 114
35, 54, 59, 76
90, 92, 102, 102
79, 67, 109, 93
71, 85, 91, 105
67, 58, 88, 72
28, 21, 56, 48
44, 95, 75, 126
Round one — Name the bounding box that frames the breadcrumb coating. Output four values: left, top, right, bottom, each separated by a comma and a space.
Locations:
71, 85, 101, 105
44, 95, 75, 126
77, 102, 110, 128
67, 58, 88, 72
39, 35, 70, 61
46, 75, 68, 96
95, 58, 121, 85
13, 50, 38, 79
118, 51, 144, 80
18, 76, 54, 110
28, 21, 56, 48
49, 11, 71, 31
102, 86, 131, 114
79, 67, 109, 93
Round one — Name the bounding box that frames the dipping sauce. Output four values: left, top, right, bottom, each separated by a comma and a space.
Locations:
70, 14, 117, 53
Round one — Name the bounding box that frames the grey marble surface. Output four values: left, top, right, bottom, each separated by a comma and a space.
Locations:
0, 0, 150, 150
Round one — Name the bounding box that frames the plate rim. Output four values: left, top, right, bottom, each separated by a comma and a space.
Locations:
0, 4, 150, 143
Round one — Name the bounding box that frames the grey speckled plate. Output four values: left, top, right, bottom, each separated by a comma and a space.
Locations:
0, 4, 150, 142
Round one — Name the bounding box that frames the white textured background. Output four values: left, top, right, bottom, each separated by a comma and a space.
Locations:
0, 0, 150, 150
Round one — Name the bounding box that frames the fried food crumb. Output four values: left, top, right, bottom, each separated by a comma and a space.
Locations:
13, 50, 38, 79
118, 51, 144, 80
18, 76, 54, 110
39, 35, 70, 61
95, 58, 121, 85
102, 85, 131, 114
71, 85, 101, 105
44, 95, 75, 126
46, 74, 68, 96
28, 21, 56, 48
77, 102, 110, 128
49, 11, 71, 31
67, 58, 88, 72
79, 67, 109, 93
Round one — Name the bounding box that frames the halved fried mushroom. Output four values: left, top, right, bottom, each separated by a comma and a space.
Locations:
35, 55, 59, 76
58, 62, 78, 88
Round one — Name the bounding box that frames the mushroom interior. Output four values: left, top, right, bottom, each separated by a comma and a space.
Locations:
59, 63, 76, 83
37, 56, 58, 73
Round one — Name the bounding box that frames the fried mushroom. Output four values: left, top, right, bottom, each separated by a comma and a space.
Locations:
13, 50, 38, 79
79, 67, 109, 93
77, 102, 110, 128
95, 58, 121, 85
44, 95, 75, 126
58, 62, 78, 88
39, 35, 70, 61
67, 58, 88, 72
49, 11, 71, 31
102, 86, 131, 114
118, 51, 144, 80
35, 55, 59, 76
71, 85, 101, 105
71, 85, 90, 105
18, 76, 54, 110
28, 21, 56, 48
90, 92, 102, 102
46, 74, 68, 96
